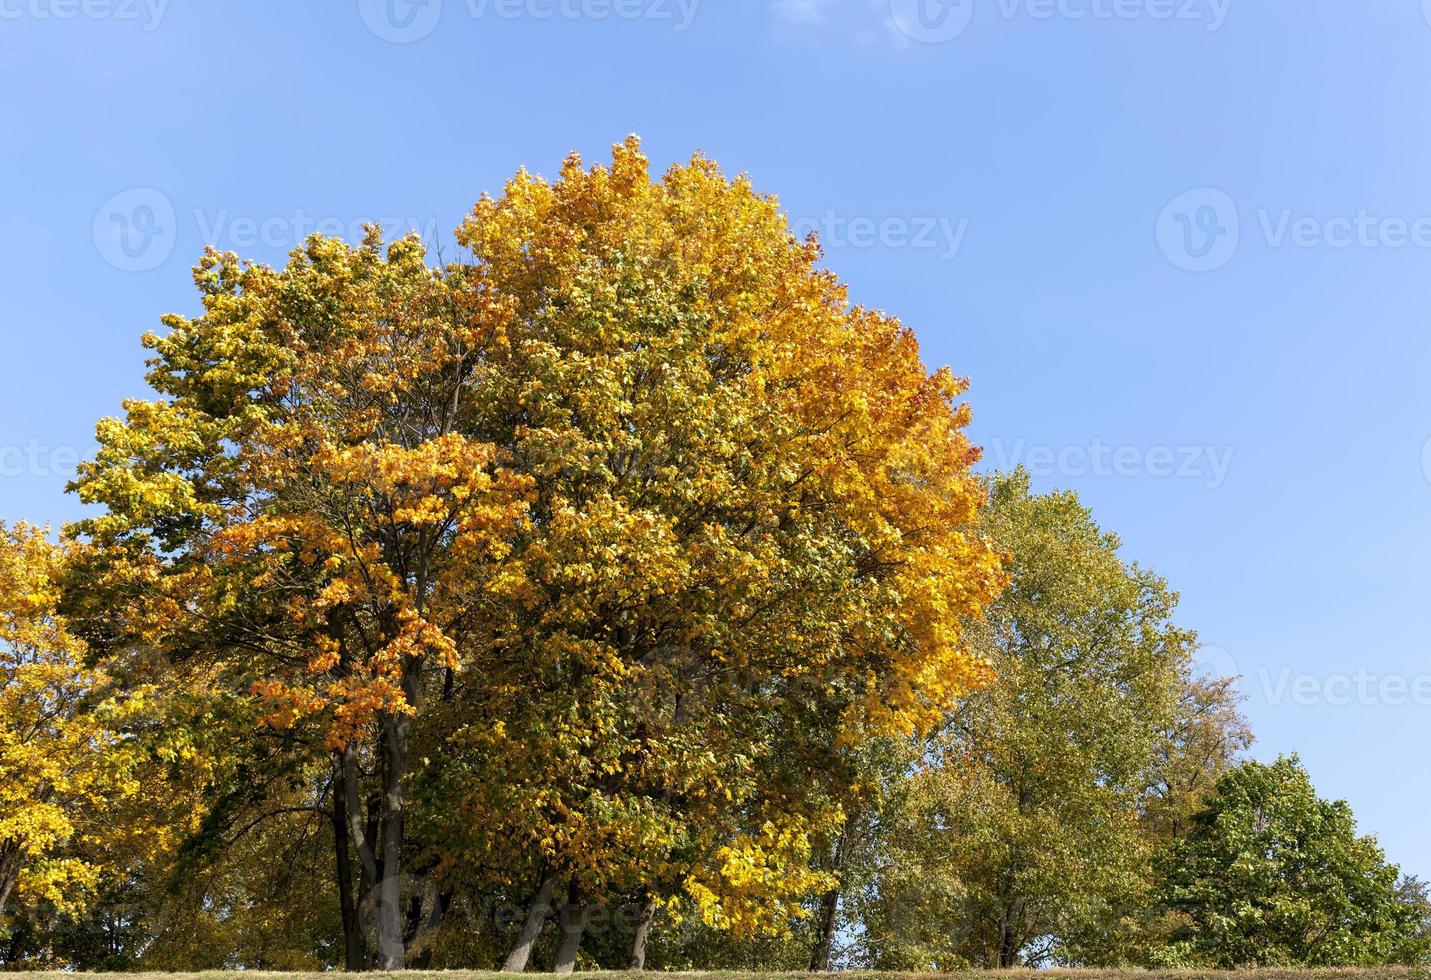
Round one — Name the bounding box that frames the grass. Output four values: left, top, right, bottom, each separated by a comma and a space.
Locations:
4, 971, 1431, 980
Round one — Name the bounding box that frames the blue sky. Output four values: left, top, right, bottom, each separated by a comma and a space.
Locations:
3, 0, 1429, 878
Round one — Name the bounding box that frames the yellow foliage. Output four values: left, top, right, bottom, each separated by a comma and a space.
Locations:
0, 525, 141, 921
69, 137, 1007, 948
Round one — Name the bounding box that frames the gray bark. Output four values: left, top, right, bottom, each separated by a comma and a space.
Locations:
629, 895, 658, 970
552, 881, 586, 975
329, 763, 366, 971
808, 884, 841, 971
501, 871, 559, 973
0, 869, 16, 922
809, 828, 848, 972
0, 840, 21, 921
375, 717, 411, 970
342, 747, 382, 966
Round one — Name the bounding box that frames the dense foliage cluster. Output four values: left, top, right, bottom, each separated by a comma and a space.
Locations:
0, 140, 1423, 972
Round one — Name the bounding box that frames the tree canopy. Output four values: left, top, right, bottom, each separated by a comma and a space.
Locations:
51, 137, 1003, 971
847, 471, 1250, 970
1153, 755, 1424, 968
0, 140, 1418, 974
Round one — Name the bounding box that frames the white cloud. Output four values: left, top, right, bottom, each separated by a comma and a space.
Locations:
773, 0, 917, 49
772, 0, 832, 26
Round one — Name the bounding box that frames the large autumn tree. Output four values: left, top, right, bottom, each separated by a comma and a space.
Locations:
71, 226, 532, 970
442, 140, 1004, 974
70, 137, 1005, 970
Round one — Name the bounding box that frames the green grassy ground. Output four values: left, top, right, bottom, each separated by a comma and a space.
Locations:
5, 971, 1431, 980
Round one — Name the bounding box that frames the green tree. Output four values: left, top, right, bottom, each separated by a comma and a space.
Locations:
853, 471, 1241, 969
1154, 754, 1422, 967
1142, 673, 1253, 844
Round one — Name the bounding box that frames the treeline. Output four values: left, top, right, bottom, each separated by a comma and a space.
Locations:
0, 139, 1425, 972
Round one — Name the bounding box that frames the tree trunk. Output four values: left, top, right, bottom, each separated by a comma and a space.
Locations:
341, 744, 389, 970
998, 914, 1020, 969
808, 886, 840, 971
403, 892, 427, 949
330, 765, 367, 971
375, 716, 411, 970
552, 880, 586, 975
629, 895, 658, 970
410, 891, 451, 969
808, 829, 849, 972
1, 917, 31, 966
502, 870, 559, 973
0, 871, 16, 922
0, 842, 20, 922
